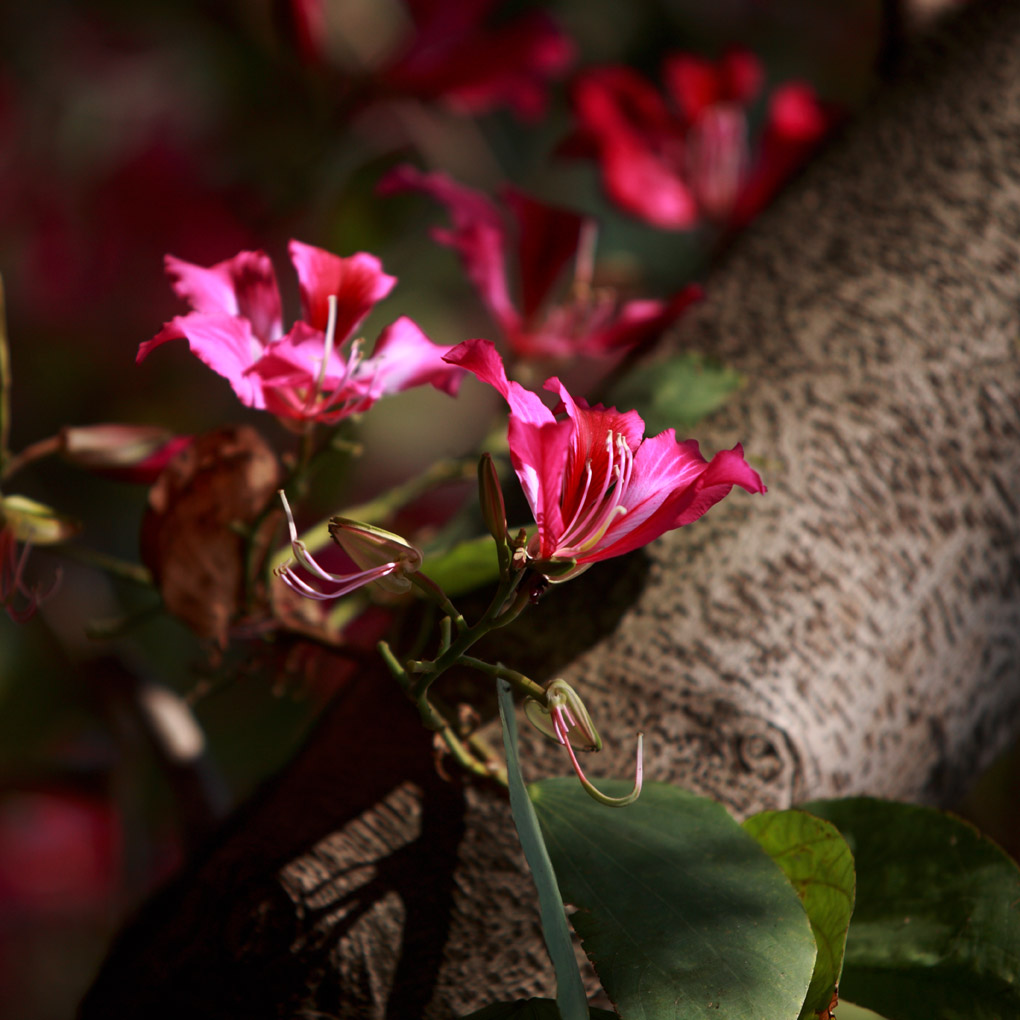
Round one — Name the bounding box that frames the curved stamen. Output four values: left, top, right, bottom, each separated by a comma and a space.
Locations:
552, 709, 644, 808
556, 431, 633, 558
557, 431, 616, 550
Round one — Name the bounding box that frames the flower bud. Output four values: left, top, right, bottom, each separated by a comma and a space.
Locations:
59, 424, 191, 483
477, 452, 508, 545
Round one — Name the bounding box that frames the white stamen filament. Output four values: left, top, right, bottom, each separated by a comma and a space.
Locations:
315, 294, 339, 398
275, 490, 403, 600
555, 431, 632, 558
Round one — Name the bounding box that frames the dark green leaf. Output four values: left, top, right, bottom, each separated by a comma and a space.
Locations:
743, 809, 856, 1018
497, 681, 590, 1020
459, 998, 617, 1019
803, 798, 1020, 1020
608, 352, 744, 434
530, 779, 816, 1020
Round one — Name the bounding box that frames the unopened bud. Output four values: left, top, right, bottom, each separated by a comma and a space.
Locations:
59, 424, 191, 483
477, 452, 508, 544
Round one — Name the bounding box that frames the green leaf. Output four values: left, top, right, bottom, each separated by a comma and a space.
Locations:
608, 352, 744, 434
459, 999, 617, 1019
423, 534, 501, 597
530, 779, 816, 1020
802, 798, 1020, 1020
497, 680, 591, 1020
743, 809, 856, 1018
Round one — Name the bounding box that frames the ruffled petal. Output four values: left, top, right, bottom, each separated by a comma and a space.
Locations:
360, 316, 465, 399
164, 251, 282, 346
443, 339, 554, 427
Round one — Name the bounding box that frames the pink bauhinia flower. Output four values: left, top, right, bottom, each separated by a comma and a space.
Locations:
138, 240, 464, 425
569, 49, 832, 229
444, 339, 765, 580
379, 165, 700, 361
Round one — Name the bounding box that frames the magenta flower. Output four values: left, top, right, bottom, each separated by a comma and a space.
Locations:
380, 165, 701, 361
570, 50, 831, 229
138, 240, 464, 425
444, 339, 765, 579
382, 0, 574, 121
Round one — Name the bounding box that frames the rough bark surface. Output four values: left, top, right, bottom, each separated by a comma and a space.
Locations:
81, 2, 1020, 1017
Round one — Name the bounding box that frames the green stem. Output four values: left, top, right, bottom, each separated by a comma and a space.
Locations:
409, 571, 467, 633
458, 656, 547, 702
57, 545, 154, 587
379, 639, 498, 780
1, 435, 63, 484
407, 566, 526, 700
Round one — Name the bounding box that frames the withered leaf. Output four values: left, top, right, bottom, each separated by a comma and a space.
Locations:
141, 426, 280, 645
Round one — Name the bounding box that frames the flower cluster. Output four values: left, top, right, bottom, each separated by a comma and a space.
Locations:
570, 49, 831, 229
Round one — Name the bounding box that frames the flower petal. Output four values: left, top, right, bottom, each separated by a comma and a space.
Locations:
164, 251, 282, 345
503, 187, 584, 321
443, 339, 554, 427
138, 314, 267, 409
379, 167, 521, 335
288, 240, 396, 339
360, 316, 465, 399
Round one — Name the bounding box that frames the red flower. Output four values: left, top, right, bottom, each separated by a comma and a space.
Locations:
380, 165, 700, 361
383, 0, 574, 120
444, 339, 765, 579
570, 49, 831, 229
138, 241, 463, 425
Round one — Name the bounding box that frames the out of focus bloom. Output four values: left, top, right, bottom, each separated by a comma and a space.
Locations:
383, 0, 574, 120
570, 49, 831, 229
275, 490, 423, 601
380, 166, 700, 361
444, 339, 765, 581
59, 424, 191, 484
138, 241, 463, 425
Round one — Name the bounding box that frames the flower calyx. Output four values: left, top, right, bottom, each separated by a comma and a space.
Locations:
525, 678, 643, 807
275, 490, 422, 601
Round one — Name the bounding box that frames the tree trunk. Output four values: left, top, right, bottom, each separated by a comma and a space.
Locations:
80, 1, 1020, 1016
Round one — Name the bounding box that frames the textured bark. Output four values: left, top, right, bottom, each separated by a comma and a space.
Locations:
81, 2, 1020, 1017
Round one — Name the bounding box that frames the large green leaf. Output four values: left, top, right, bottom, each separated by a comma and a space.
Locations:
497, 681, 590, 1020
743, 809, 856, 1018
803, 798, 1020, 1020
530, 779, 817, 1020
459, 999, 618, 1019
608, 352, 744, 434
